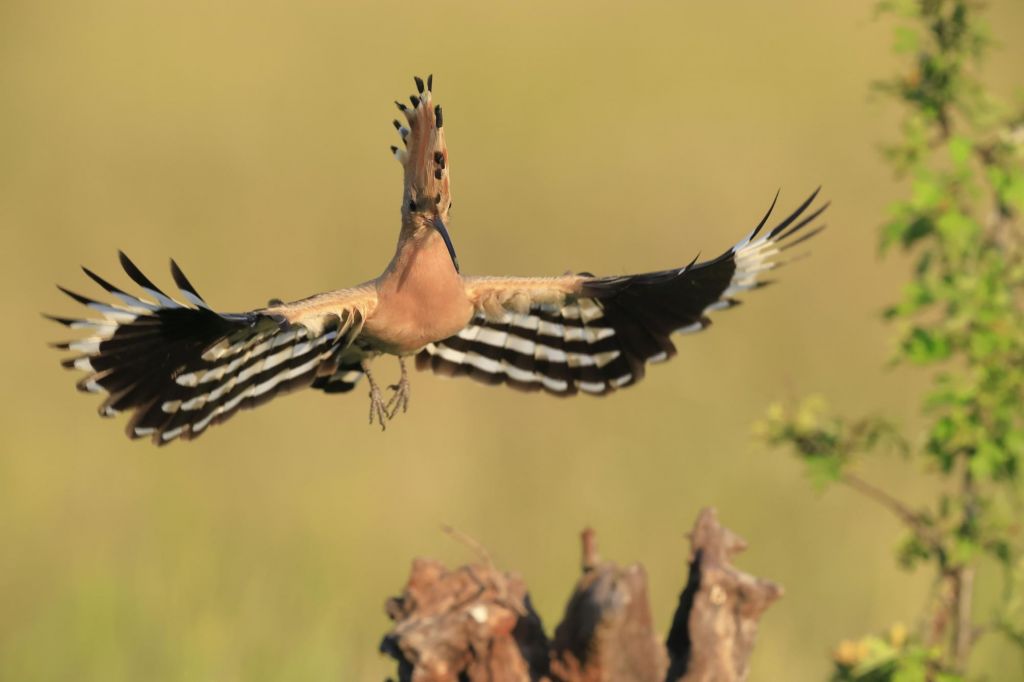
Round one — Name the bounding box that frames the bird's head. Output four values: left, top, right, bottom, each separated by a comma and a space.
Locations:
392, 75, 456, 271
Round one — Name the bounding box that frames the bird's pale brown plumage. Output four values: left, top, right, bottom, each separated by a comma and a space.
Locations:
48, 74, 828, 443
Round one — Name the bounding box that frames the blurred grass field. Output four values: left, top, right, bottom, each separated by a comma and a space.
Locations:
2, 1, 1023, 680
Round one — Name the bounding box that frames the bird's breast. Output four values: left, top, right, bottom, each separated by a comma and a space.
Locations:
364, 262, 473, 355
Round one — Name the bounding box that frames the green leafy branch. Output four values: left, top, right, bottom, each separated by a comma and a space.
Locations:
760, 1, 1024, 679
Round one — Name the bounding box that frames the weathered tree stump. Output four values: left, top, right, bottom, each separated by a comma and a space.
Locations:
666, 510, 784, 682
548, 527, 667, 682
380, 508, 782, 682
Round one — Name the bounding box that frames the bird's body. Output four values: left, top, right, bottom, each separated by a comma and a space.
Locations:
360, 230, 473, 355
49, 75, 828, 443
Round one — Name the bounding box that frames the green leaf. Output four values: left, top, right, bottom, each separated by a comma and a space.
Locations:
970, 439, 1008, 480
969, 328, 999, 359
947, 135, 972, 167
893, 26, 919, 54
952, 536, 978, 564
988, 539, 1012, 565
910, 177, 943, 210
903, 327, 951, 363
806, 454, 844, 489
897, 534, 932, 569
1006, 428, 1024, 458
902, 216, 933, 249
935, 210, 977, 251
893, 659, 927, 682
1003, 169, 1024, 212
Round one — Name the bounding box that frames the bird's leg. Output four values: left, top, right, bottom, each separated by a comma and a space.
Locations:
385, 356, 411, 419
362, 361, 389, 431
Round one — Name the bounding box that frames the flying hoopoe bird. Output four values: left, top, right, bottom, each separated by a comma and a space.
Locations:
48, 75, 828, 444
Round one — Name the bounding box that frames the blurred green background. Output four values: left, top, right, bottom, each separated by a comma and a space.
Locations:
2, 1, 1023, 680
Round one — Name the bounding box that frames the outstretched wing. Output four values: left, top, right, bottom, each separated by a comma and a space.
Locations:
309, 362, 366, 394
416, 189, 828, 395
49, 253, 376, 444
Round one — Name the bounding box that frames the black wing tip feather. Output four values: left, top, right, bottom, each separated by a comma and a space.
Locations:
79, 253, 214, 311
169, 258, 206, 304
775, 202, 830, 243
749, 186, 826, 244
43, 313, 75, 327
766, 186, 823, 240
311, 380, 359, 394
81, 266, 126, 295
118, 251, 166, 295
749, 189, 782, 240
56, 284, 96, 307
779, 224, 827, 252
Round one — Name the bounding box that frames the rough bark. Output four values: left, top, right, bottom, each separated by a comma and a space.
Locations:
380, 508, 781, 682
667, 509, 784, 682
379, 557, 549, 681
549, 527, 668, 682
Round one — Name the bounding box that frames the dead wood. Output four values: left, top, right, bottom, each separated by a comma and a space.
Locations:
380, 508, 782, 682
666, 508, 784, 682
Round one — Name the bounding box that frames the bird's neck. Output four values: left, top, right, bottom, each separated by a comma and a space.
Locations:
381, 226, 460, 292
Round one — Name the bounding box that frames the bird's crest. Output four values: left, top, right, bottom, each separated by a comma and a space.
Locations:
392, 75, 450, 225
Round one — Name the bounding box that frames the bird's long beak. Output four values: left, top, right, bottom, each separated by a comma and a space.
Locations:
432, 216, 460, 273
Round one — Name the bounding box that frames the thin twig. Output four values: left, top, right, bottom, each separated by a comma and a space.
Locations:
581, 527, 600, 572
954, 566, 975, 668
996, 620, 1024, 649
839, 473, 945, 556
441, 524, 495, 569
952, 467, 980, 669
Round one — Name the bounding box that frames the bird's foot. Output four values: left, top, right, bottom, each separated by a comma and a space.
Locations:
363, 364, 390, 431
385, 358, 411, 419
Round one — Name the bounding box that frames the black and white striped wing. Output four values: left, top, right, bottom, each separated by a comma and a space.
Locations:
49, 253, 360, 444
310, 361, 365, 393
417, 189, 827, 396
416, 297, 635, 395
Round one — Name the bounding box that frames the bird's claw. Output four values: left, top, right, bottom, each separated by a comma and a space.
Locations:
385, 358, 410, 419
385, 380, 410, 419
364, 357, 410, 431
368, 382, 389, 431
